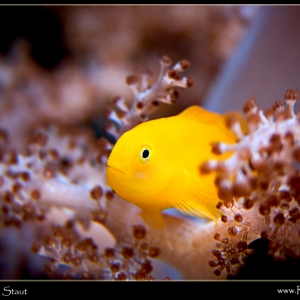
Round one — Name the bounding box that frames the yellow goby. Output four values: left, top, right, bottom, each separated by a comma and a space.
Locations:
106, 106, 243, 229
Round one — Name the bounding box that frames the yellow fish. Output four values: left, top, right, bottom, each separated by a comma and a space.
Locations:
106, 106, 242, 229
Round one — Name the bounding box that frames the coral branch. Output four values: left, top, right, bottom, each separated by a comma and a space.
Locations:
1, 39, 300, 279
105, 56, 193, 138
201, 89, 300, 276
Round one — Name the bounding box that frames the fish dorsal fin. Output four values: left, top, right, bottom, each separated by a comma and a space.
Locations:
179, 106, 248, 134
179, 106, 224, 124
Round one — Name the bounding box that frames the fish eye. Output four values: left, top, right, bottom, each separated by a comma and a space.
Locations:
142, 149, 149, 158
140, 147, 151, 163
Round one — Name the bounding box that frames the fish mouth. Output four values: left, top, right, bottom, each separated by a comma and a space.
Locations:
106, 163, 125, 175
106, 164, 126, 191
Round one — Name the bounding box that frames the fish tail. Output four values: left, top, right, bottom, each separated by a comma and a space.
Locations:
223, 111, 248, 135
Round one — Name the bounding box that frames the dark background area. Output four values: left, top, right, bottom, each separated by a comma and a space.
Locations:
0, 6, 65, 69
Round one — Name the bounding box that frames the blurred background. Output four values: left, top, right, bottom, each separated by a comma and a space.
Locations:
0, 5, 258, 123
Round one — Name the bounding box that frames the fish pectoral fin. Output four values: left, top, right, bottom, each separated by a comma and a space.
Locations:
140, 210, 164, 230
170, 196, 221, 223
